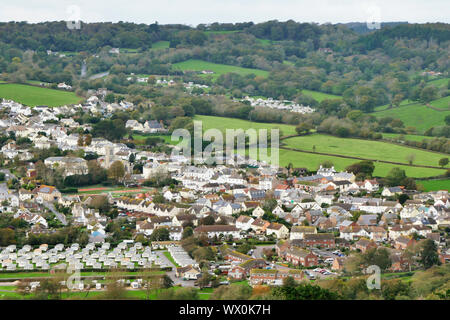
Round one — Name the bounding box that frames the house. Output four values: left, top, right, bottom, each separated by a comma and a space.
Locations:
284, 248, 318, 267
290, 226, 317, 240
394, 236, 416, 250
44, 157, 88, 177
249, 269, 304, 286
266, 223, 289, 239
251, 206, 265, 218
357, 214, 378, 226
251, 218, 271, 233
193, 225, 241, 239
303, 233, 335, 248
332, 257, 346, 271
176, 265, 201, 280
33, 185, 61, 202
382, 187, 403, 197
354, 238, 377, 253
235, 215, 254, 231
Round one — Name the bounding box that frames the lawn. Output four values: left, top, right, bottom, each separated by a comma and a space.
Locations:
301, 89, 341, 102
172, 59, 269, 79
417, 179, 450, 191
282, 134, 449, 169
0, 83, 83, 107
194, 115, 297, 137
372, 101, 450, 133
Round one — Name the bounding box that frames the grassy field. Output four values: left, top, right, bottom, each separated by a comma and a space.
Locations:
427, 77, 449, 88
417, 179, 450, 191
301, 89, 341, 102
173, 59, 269, 79
381, 133, 439, 142
0, 83, 82, 107
194, 115, 297, 136
372, 102, 450, 133
282, 134, 449, 169
151, 41, 170, 49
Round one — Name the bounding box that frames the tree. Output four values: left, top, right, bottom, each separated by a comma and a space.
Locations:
150, 227, 170, 241
182, 226, 193, 239
107, 161, 125, 183
438, 157, 449, 168
385, 168, 407, 186
406, 153, 416, 165
419, 239, 440, 269
295, 122, 313, 135
445, 115, 450, 126
345, 160, 375, 180
320, 160, 333, 168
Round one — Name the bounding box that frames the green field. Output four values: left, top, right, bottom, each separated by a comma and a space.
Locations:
372, 102, 450, 133
151, 41, 170, 49
173, 59, 269, 79
0, 83, 82, 107
382, 133, 446, 142
417, 179, 450, 191
283, 134, 449, 169
265, 147, 445, 178
301, 89, 341, 102
427, 77, 449, 88
194, 115, 296, 136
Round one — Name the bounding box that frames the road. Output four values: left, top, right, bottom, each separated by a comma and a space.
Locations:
43, 201, 67, 226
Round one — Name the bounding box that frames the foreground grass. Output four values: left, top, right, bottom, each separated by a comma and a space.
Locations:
173, 59, 269, 79
0, 83, 83, 107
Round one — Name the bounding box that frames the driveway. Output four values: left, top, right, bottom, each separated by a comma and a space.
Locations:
155, 250, 196, 287
42, 201, 67, 226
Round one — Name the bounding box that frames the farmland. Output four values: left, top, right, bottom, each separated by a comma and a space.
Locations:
172, 59, 269, 79
301, 89, 341, 102
151, 41, 170, 49
194, 115, 296, 136
282, 134, 449, 169
372, 101, 450, 133
244, 147, 446, 178
417, 179, 450, 192
0, 83, 82, 107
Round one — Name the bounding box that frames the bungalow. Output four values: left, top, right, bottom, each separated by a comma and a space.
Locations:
194, 225, 241, 239
251, 218, 271, 233
176, 265, 201, 280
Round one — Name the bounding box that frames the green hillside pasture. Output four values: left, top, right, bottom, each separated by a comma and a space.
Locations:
282, 134, 449, 169
241, 147, 445, 178
151, 41, 170, 49
427, 77, 450, 88
0, 83, 82, 107
372, 102, 450, 133
172, 59, 269, 79
301, 89, 341, 102
194, 115, 296, 136
382, 133, 446, 143
417, 179, 450, 191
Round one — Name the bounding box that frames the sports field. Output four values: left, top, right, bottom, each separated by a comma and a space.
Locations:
0, 83, 82, 107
